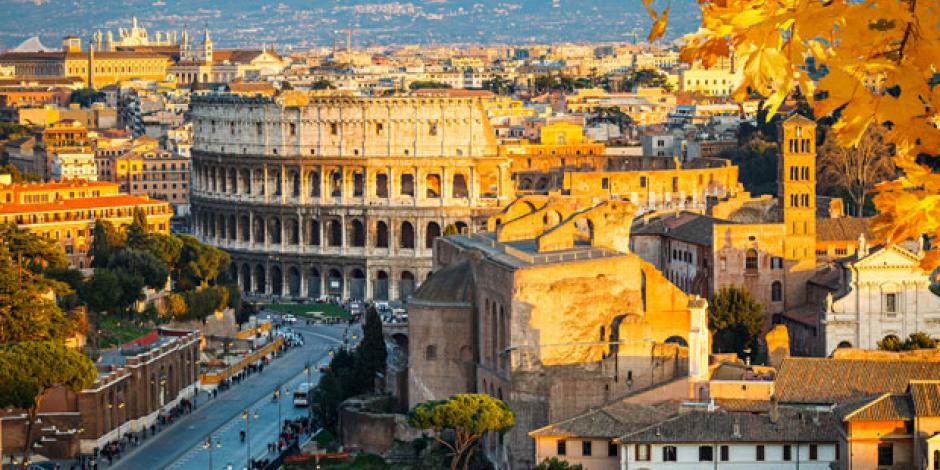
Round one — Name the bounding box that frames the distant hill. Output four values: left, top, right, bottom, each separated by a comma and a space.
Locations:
1, 0, 700, 50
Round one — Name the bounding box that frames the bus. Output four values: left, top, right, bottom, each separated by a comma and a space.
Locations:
293, 382, 313, 407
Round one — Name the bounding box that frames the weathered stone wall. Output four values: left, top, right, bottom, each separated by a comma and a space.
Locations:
407, 303, 475, 408
712, 222, 787, 318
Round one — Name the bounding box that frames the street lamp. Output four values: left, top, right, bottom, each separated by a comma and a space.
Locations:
203, 434, 222, 470
242, 408, 260, 469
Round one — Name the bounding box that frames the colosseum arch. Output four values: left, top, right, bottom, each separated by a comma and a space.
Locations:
287, 267, 301, 297
327, 219, 342, 247
375, 172, 389, 198
349, 268, 366, 300
306, 219, 320, 246
268, 217, 282, 244
373, 270, 389, 301
453, 174, 469, 198
240, 215, 250, 241
219, 169, 227, 193
240, 263, 251, 292
400, 271, 416, 299
426, 174, 442, 198
425, 222, 441, 249
327, 268, 343, 296
330, 170, 343, 197
228, 214, 237, 240
352, 171, 364, 197
400, 222, 415, 249
307, 268, 321, 299
252, 169, 264, 195
573, 217, 595, 245
269, 169, 282, 196
349, 219, 365, 247
307, 171, 321, 198
375, 221, 389, 248
288, 169, 300, 198
239, 169, 251, 195
252, 217, 265, 244
543, 210, 562, 227
286, 218, 299, 245
400, 173, 415, 197
210, 167, 218, 192
254, 264, 266, 293
455, 221, 468, 234
270, 265, 283, 296
216, 214, 225, 239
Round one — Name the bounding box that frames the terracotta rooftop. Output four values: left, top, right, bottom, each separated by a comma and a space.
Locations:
776, 357, 940, 405
840, 393, 914, 421
816, 217, 873, 242
909, 381, 940, 417
0, 194, 167, 214
530, 398, 677, 439
618, 409, 841, 443
0, 180, 115, 191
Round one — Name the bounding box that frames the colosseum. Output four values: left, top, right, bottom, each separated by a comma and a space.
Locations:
190, 91, 513, 301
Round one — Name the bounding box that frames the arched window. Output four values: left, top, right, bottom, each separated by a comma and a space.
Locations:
452, 174, 468, 198
426, 174, 441, 198
400, 174, 415, 197
375, 173, 388, 198
745, 249, 758, 274
349, 219, 365, 247
771, 281, 782, 302
400, 222, 415, 249
307, 219, 320, 246
328, 220, 342, 247
425, 222, 441, 249
375, 221, 389, 248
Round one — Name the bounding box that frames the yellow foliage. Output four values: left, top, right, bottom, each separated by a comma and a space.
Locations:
666, 0, 940, 269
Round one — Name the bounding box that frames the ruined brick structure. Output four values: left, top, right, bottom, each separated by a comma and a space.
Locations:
190, 91, 513, 300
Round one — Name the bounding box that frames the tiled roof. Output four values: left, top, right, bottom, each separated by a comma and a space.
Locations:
842, 393, 914, 421
0, 194, 168, 214
632, 211, 728, 246
529, 398, 676, 439
816, 217, 873, 242
410, 260, 474, 306
714, 399, 772, 413
776, 357, 940, 405
618, 409, 841, 443
909, 381, 940, 417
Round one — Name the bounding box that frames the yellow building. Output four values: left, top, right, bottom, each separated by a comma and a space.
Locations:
498, 122, 607, 172
679, 67, 736, 96
0, 178, 172, 268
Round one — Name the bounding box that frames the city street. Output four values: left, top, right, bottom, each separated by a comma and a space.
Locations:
110, 319, 357, 470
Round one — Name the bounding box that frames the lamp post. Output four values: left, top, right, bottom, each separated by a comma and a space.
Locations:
203, 434, 221, 470
242, 408, 259, 469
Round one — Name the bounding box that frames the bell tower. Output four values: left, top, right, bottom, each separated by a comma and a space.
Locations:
778, 114, 817, 308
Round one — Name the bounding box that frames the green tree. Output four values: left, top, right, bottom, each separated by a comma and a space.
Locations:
175, 234, 231, 290
878, 334, 903, 351
0, 163, 40, 182
0, 341, 96, 468
903, 332, 938, 350
313, 371, 344, 431
181, 285, 229, 322
534, 458, 585, 470
718, 137, 779, 196
108, 249, 168, 290
69, 88, 104, 107
356, 307, 387, 389
482, 77, 513, 95
126, 206, 150, 250
708, 286, 764, 358
309, 79, 336, 90
409, 394, 515, 470
409, 80, 452, 90
620, 69, 673, 91
0, 224, 67, 273
144, 232, 184, 271
0, 250, 79, 343
90, 220, 124, 268
78, 268, 123, 315
164, 293, 187, 318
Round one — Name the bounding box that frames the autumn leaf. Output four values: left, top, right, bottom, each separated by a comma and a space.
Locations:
648, 6, 670, 43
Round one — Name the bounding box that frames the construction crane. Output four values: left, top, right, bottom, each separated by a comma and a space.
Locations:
624, 28, 643, 45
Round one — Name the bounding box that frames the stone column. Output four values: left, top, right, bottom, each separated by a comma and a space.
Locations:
248, 212, 255, 245
280, 164, 287, 204
262, 164, 269, 203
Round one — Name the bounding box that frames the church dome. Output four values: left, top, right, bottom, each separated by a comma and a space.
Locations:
410, 260, 474, 307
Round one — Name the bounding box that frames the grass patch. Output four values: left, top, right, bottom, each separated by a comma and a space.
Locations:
92, 316, 154, 349
262, 303, 351, 319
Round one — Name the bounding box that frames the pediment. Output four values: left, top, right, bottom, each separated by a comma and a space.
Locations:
854, 244, 922, 269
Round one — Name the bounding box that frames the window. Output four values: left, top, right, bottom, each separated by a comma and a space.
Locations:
745, 249, 758, 274
376, 122, 384, 135
720, 257, 727, 271
582, 441, 591, 456
609, 442, 619, 458
699, 445, 714, 461
601, 177, 609, 190
640, 176, 647, 188
878, 443, 893, 466
783, 445, 792, 461
663, 446, 677, 461
885, 293, 898, 314
772, 281, 783, 302
557, 440, 566, 456
634, 444, 648, 460
756, 445, 765, 461
771, 256, 783, 269
809, 444, 818, 460
425, 345, 437, 360
720, 445, 729, 461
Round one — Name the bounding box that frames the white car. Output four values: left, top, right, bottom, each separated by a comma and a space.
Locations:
282, 314, 297, 323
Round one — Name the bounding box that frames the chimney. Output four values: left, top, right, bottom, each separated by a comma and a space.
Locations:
769, 394, 780, 424
858, 232, 868, 257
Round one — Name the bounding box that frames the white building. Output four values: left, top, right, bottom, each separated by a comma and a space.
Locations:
618, 409, 840, 470
51, 151, 97, 181
821, 239, 940, 355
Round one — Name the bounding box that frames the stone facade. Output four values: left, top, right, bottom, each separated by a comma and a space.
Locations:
408, 196, 710, 469
822, 243, 940, 355
190, 91, 513, 301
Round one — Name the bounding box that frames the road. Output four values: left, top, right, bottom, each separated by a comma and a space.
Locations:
110, 320, 357, 470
